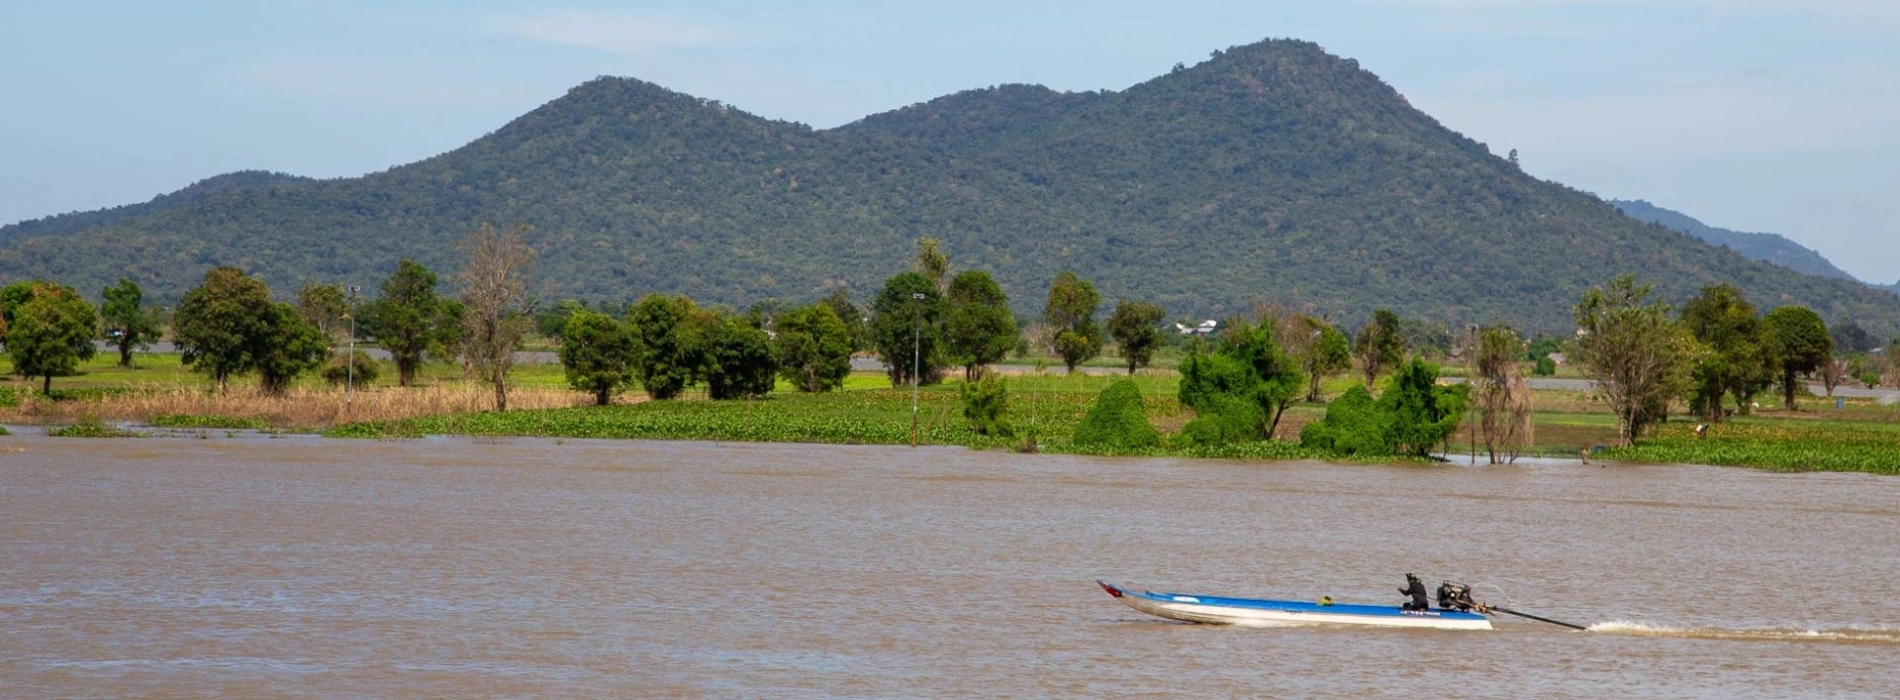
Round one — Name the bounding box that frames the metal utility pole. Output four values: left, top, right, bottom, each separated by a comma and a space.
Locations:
911, 292, 924, 448
346, 285, 360, 416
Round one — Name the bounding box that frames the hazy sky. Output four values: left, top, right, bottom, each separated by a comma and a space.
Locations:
4, 1, 1896, 283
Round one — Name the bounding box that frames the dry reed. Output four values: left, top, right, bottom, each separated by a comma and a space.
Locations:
1, 383, 592, 430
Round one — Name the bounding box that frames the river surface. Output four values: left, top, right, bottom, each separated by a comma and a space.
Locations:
3, 435, 1897, 697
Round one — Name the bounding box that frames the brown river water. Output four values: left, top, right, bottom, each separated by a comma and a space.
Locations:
3, 434, 1898, 697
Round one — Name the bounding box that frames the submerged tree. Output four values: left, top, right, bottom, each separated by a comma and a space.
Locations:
1470, 325, 1533, 464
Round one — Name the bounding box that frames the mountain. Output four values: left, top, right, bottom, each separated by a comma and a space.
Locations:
1609, 199, 1859, 282
3, 39, 1898, 338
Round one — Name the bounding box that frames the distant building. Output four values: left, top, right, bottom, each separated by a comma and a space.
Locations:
1175, 320, 1219, 337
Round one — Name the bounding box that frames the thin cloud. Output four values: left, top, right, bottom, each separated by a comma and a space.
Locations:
487, 9, 751, 55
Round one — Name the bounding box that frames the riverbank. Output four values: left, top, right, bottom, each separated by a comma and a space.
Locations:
6, 352, 1899, 473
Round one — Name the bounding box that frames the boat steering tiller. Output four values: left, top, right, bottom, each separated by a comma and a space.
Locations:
1438, 579, 1590, 631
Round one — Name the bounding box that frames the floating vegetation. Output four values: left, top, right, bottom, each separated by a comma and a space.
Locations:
1604, 420, 1900, 475
47, 416, 144, 438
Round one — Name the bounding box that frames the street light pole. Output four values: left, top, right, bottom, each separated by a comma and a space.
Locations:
346, 285, 360, 416
912, 291, 925, 448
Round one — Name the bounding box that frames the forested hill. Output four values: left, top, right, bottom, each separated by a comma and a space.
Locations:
1609, 199, 1859, 282
3, 38, 1897, 337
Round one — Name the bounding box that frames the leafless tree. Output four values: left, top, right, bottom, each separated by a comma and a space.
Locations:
457, 222, 536, 411
1469, 325, 1533, 463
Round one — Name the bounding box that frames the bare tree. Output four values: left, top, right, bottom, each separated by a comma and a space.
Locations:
1470, 325, 1533, 463
457, 222, 537, 411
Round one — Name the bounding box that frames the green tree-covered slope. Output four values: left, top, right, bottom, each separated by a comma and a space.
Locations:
2, 39, 1896, 337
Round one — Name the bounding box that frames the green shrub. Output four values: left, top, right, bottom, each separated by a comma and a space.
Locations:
0, 424, 11, 436
151, 414, 270, 430
1072, 379, 1159, 449
1533, 355, 1556, 376
1299, 359, 1466, 458
960, 374, 1012, 436
1180, 393, 1262, 447
48, 416, 142, 438
321, 350, 381, 387
1299, 385, 1390, 456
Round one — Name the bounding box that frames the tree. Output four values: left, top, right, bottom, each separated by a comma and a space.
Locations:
1176, 321, 1305, 442
701, 312, 777, 400
943, 270, 1018, 380
174, 267, 272, 394
629, 294, 703, 400
1679, 284, 1771, 420
4, 282, 98, 394
915, 237, 950, 293
457, 223, 537, 411
774, 303, 853, 393
1286, 314, 1350, 402
1299, 360, 1466, 459
296, 282, 351, 345
251, 302, 329, 396
1572, 275, 1698, 444
0, 280, 36, 331
362, 260, 446, 387
821, 287, 869, 353
1762, 305, 1832, 411
1106, 300, 1165, 375
559, 310, 636, 405
536, 298, 587, 342
100, 278, 160, 367
1044, 270, 1103, 373
869, 271, 944, 388
1072, 380, 1160, 449
1353, 309, 1405, 388
1470, 325, 1533, 464
960, 373, 1012, 437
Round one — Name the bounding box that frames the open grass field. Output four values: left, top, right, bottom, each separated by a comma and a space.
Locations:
5, 349, 1898, 473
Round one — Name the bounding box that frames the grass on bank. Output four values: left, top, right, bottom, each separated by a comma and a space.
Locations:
1603, 418, 1900, 474
8, 350, 1900, 474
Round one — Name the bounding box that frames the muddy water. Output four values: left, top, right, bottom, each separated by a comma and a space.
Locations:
3, 435, 1897, 697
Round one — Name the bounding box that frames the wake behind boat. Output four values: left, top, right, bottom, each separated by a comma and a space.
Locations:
1098, 580, 1494, 631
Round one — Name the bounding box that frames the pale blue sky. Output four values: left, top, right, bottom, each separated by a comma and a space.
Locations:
3, 1, 1896, 283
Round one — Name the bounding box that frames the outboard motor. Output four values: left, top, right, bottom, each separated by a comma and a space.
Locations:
1437, 581, 1479, 612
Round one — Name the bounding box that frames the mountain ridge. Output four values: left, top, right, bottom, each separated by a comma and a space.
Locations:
2, 38, 1896, 338
1609, 199, 1861, 283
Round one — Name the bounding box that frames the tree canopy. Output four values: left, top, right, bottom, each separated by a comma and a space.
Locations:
1106, 300, 1166, 375
943, 269, 1018, 380
3, 281, 98, 394
1572, 275, 1698, 444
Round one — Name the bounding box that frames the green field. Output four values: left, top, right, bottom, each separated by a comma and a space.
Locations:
7, 349, 1899, 474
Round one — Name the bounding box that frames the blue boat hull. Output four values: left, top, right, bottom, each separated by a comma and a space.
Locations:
1099, 581, 1493, 630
